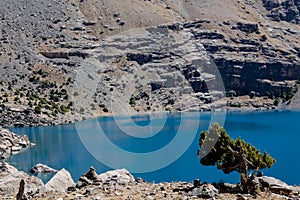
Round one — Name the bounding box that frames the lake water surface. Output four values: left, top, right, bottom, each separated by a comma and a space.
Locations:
7, 111, 300, 185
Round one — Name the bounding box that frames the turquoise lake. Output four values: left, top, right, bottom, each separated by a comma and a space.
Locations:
6, 111, 300, 185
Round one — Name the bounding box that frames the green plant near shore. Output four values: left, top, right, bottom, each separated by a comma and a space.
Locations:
198, 123, 275, 194
0, 76, 73, 118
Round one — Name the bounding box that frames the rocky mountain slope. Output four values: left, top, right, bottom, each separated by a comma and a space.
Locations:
0, 0, 299, 127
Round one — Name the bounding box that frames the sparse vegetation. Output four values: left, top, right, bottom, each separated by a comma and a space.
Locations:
129, 97, 136, 107
273, 98, 280, 106
198, 123, 276, 194
227, 101, 241, 108
0, 0, 299, 129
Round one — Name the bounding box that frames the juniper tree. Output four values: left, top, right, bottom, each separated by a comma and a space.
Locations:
198, 123, 276, 194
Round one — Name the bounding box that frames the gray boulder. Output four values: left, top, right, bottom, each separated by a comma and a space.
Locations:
256, 176, 295, 195
77, 167, 134, 189
237, 22, 259, 33
189, 184, 218, 198
98, 168, 135, 185
30, 163, 57, 174
0, 162, 45, 198
45, 168, 75, 192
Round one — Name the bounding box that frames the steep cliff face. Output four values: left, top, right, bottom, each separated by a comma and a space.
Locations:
0, 0, 299, 126
263, 0, 300, 24
189, 19, 300, 96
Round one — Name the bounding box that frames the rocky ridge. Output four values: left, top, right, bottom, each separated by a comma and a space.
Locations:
0, 163, 299, 200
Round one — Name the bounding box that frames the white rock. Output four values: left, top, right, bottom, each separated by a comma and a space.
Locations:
146, 196, 154, 200
30, 163, 58, 173
45, 168, 75, 192
11, 146, 22, 151
0, 162, 45, 196
257, 176, 294, 195
98, 168, 134, 184
189, 184, 218, 198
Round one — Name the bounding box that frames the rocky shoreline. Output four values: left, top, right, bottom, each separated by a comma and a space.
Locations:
0, 105, 84, 128
0, 97, 296, 128
0, 128, 299, 199
0, 162, 299, 200
0, 127, 33, 159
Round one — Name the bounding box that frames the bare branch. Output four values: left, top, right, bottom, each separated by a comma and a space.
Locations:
221, 162, 240, 173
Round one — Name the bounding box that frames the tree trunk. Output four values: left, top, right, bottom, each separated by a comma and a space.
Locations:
229, 147, 257, 194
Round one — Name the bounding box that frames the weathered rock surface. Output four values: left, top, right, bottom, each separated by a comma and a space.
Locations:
263, 0, 300, 24
256, 176, 296, 196
0, 105, 70, 128
0, 165, 298, 199
189, 183, 218, 198
30, 163, 57, 174
45, 168, 75, 192
30, 167, 299, 200
76, 167, 135, 191
98, 168, 135, 184
0, 128, 32, 159
0, 162, 45, 198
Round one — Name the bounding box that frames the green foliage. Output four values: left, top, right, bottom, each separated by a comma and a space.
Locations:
68, 102, 73, 107
99, 103, 105, 108
66, 77, 73, 85
52, 110, 58, 116
265, 91, 274, 99
40, 98, 48, 105
129, 97, 136, 106
104, 76, 111, 81
28, 76, 40, 83
199, 123, 275, 174
199, 123, 275, 194
280, 86, 298, 102
14, 97, 20, 102
60, 105, 69, 113
273, 98, 280, 106
50, 94, 59, 102
260, 35, 267, 42
227, 101, 241, 108
34, 106, 41, 114
34, 69, 49, 78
